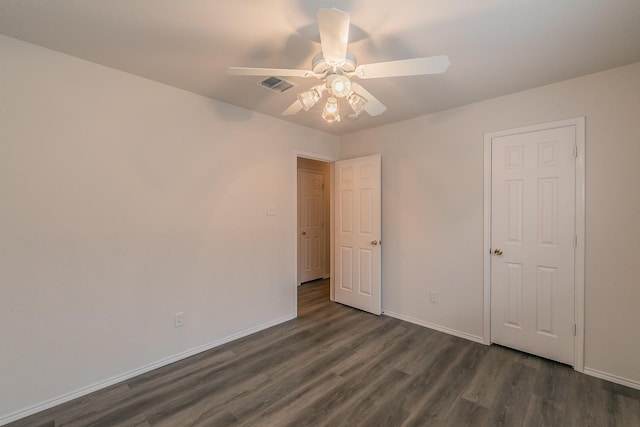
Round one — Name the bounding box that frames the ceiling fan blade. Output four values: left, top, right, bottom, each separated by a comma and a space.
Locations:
354, 55, 450, 79
227, 67, 316, 78
352, 83, 387, 116
317, 8, 350, 66
282, 100, 303, 116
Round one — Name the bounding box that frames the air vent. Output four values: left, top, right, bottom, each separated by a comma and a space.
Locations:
258, 76, 296, 93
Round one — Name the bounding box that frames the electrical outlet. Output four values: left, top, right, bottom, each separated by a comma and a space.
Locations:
174, 312, 185, 328
266, 205, 278, 216
430, 290, 439, 304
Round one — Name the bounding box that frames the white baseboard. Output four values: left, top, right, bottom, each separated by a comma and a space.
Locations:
382, 310, 486, 345
0, 314, 296, 427
583, 367, 640, 391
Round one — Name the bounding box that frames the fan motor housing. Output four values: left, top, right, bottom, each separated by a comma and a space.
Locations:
312, 52, 357, 75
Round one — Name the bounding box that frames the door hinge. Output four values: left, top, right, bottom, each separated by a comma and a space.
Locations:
574, 146, 578, 158
573, 324, 577, 336
573, 235, 577, 247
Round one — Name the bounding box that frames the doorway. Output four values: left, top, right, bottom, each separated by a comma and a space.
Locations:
483, 117, 585, 371
297, 157, 331, 285
295, 154, 383, 317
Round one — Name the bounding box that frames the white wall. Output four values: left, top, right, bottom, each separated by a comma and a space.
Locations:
0, 35, 338, 421
339, 61, 640, 386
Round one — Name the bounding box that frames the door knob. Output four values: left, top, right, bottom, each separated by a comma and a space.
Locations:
301, 231, 306, 235
493, 248, 503, 255
371, 240, 378, 246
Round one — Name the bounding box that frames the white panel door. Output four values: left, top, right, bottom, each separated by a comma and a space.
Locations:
298, 170, 324, 284
334, 155, 381, 315
491, 126, 576, 365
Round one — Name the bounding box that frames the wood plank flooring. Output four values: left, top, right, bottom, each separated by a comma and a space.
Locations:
8, 279, 640, 426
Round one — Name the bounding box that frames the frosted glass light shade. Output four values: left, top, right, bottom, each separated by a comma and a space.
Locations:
348, 92, 368, 116
297, 89, 321, 111
322, 97, 340, 122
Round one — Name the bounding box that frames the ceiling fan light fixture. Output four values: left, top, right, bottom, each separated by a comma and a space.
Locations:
322, 96, 340, 123
327, 74, 351, 98
297, 88, 321, 111
348, 92, 368, 116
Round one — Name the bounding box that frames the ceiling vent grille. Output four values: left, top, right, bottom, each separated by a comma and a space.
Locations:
258, 76, 296, 93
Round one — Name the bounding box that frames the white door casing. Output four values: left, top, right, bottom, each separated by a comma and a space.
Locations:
484, 117, 585, 370
334, 155, 382, 315
298, 170, 325, 284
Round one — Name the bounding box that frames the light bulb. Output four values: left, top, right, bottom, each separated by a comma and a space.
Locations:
327, 74, 351, 98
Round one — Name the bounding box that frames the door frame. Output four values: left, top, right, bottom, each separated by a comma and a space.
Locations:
293, 151, 337, 315
483, 117, 585, 372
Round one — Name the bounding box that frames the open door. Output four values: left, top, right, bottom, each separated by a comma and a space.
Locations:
334, 155, 381, 315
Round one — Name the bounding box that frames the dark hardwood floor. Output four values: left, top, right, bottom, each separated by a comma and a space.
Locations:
8, 278, 640, 426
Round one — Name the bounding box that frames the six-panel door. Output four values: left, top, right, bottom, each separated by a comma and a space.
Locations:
334, 155, 382, 315
490, 126, 576, 365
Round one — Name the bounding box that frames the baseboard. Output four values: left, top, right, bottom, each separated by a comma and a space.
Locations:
0, 314, 296, 426
382, 310, 486, 345
583, 367, 640, 391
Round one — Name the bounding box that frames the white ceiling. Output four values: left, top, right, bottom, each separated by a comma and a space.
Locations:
1, 0, 639, 135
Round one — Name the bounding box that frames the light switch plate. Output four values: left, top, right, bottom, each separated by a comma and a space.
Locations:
174, 312, 184, 327
430, 290, 439, 303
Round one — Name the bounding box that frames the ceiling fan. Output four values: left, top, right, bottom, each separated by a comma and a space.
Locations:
226, 8, 450, 122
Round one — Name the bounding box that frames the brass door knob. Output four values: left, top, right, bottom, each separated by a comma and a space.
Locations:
493, 248, 503, 255
301, 231, 306, 235
371, 240, 378, 246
